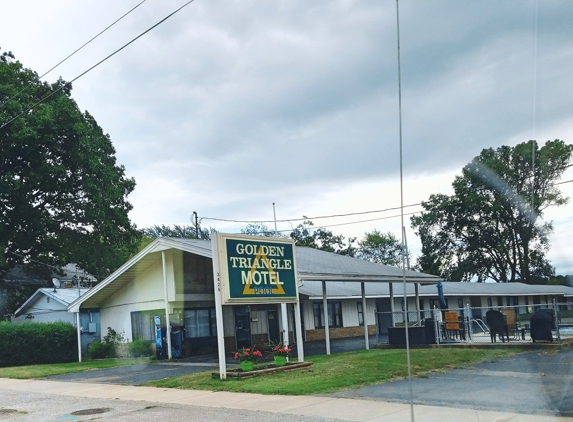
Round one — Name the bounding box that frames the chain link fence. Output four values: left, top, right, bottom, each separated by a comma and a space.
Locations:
374, 300, 573, 346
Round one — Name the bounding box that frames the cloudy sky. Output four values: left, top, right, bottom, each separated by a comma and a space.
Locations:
2, 0, 573, 274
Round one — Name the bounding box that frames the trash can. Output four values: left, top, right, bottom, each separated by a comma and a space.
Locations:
424, 318, 437, 344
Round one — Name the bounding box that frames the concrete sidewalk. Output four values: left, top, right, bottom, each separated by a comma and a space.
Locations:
0, 378, 571, 422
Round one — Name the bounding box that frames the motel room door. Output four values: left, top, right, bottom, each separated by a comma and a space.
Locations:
234, 306, 251, 349
267, 309, 280, 345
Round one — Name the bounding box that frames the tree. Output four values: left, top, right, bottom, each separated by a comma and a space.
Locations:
411, 140, 573, 283
241, 222, 281, 237
289, 219, 356, 256
0, 50, 141, 315
356, 230, 408, 267
140, 224, 213, 240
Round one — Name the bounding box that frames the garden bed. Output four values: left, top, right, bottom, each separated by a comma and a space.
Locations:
212, 361, 313, 379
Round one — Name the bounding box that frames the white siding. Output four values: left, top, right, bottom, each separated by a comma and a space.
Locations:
99, 253, 171, 341
13, 295, 75, 325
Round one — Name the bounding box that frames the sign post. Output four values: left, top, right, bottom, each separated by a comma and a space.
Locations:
211, 233, 301, 380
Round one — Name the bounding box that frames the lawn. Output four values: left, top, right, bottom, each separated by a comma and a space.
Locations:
0, 358, 153, 379
149, 347, 523, 395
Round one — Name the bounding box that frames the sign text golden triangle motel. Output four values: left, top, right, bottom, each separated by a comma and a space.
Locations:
211, 233, 304, 378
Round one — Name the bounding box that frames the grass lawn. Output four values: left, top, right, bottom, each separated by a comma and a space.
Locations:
0, 358, 154, 379
148, 347, 523, 395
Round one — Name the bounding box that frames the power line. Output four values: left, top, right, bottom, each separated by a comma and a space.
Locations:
200, 203, 422, 224
555, 179, 573, 185
0, 0, 196, 130
0, 0, 148, 111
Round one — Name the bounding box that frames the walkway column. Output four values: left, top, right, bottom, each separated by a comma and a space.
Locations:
389, 283, 395, 327
322, 281, 330, 355
76, 312, 82, 362
162, 251, 172, 360
281, 303, 289, 347
294, 301, 304, 362
361, 282, 369, 350
415, 283, 421, 323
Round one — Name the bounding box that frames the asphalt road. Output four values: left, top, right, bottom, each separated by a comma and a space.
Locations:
330, 347, 573, 418
0, 389, 341, 422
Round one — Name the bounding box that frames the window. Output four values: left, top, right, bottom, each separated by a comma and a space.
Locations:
419, 299, 424, 311
458, 298, 464, 309
487, 297, 493, 308
313, 302, 343, 328
357, 302, 364, 326
497, 297, 503, 307
184, 308, 217, 338
131, 311, 162, 341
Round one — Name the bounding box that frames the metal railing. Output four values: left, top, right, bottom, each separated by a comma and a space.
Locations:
374, 300, 568, 345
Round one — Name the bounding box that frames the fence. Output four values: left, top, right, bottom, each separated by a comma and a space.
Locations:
374, 300, 572, 346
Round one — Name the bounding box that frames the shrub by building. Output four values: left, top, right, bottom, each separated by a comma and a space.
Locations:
0, 321, 77, 367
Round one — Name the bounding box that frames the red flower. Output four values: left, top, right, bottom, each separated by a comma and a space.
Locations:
234, 352, 239, 360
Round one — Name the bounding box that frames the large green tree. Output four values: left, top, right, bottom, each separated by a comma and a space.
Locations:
289, 219, 356, 256
411, 140, 573, 283
356, 230, 409, 267
0, 50, 141, 313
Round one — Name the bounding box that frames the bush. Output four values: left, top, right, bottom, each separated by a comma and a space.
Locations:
0, 321, 77, 367
88, 339, 113, 359
89, 327, 125, 359
127, 339, 153, 357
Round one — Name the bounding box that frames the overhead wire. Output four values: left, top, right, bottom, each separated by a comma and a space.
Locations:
199, 202, 422, 224
0, 0, 196, 130
0, 0, 148, 111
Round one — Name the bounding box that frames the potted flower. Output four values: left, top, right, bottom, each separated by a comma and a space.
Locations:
272, 343, 292, 367
234, 347, 262, 371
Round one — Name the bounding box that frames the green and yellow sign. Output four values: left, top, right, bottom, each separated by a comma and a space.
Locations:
213, 233, 298, 304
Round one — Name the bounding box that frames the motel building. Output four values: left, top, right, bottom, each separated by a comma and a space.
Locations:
67, 236, 439, 361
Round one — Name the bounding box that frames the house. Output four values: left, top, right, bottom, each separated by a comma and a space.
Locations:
67, 237, 439, 359
13, 287, 100, 352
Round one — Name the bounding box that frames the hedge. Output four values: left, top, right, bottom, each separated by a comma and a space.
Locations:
0, 321, 78, 367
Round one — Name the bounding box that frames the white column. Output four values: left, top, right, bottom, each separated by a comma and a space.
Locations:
415, 283, 421, 323
162, 251, 172, 360
212, 235, 227, 379
362, 282, 369, 350
322, 281, 330, 355
294, 301, 304, 362
76, 312, 82, 362
389, 283, 395, 327
281, 303, 289, 347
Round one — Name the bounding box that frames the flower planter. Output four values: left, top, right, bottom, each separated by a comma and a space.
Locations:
274, 356, 287, 367
240, 360, 254, 372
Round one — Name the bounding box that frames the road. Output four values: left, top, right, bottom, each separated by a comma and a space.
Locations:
0, 389, 340, 422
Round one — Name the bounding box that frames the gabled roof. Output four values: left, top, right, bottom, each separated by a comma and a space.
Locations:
68, 237, 440, 311
15, 287, 89, 317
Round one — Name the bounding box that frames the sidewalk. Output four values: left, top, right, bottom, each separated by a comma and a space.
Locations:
1, 378, 571, 422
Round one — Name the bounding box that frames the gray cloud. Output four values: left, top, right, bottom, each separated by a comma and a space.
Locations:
2, 0, 573, 271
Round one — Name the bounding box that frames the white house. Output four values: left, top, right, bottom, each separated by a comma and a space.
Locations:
14, 287, 100, 352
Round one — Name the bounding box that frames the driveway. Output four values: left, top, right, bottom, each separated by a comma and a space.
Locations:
330, 347, 573, 417
46, 360, 220, 385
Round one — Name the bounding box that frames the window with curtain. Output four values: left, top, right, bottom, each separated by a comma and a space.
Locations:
184, 308, 217, 338
357, 302, 364, 326
313, 302, 343, 328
